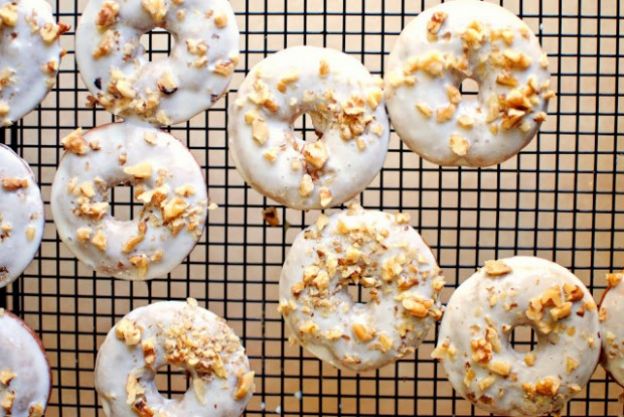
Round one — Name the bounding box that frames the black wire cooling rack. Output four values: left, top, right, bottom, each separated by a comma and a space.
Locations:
0, 0, 623, 416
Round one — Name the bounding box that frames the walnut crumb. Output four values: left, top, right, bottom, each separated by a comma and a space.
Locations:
1, 177, 28, 191
483, 260, 512, 277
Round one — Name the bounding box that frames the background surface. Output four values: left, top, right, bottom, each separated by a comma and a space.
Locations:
0, 0, 623, 415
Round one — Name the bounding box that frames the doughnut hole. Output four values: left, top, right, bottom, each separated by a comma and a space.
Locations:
139, 27, 174, 63
154, 364, 189, 401
508, 324, 538, 354
108, 183, 143, 221
346, 281, 375, 304
459, 77, 479, 97
292, 112, 324, 143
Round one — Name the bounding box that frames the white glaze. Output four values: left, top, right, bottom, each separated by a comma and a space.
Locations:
385, 0, 554, 167
0, 310, 50, 417
95, 300, 254, 417
599, 271, 624, 386
434, 256, 600, 416
0, 0, 67, 126
0, 144, 44, 288
229, 46, 390, 210
75, 0, 239, 126
51, 122, 208, 280
279, 206, 444, 372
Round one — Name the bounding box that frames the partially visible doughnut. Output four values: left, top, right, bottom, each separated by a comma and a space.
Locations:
75, 0, 239, 125
229, 46, 390, 210
0, 309, 51, 417
385, 0, 554, 167
599, 271, 624, 386
95, 299, 254, 417
279, 205, 444, 372
51, 122, 208, 280
0, 0, 68, 126
0, 144, 44, 288
434, 257, 600, 416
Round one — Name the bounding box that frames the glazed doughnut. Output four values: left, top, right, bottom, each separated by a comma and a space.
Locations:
433, 256, 600, 416
0, 0, 68, 126
95, 299, 254, 417
279, 205, 444, 372
75, 0, 239, 125
0, 309, 51, 417
599, 271, 624, 386
51, 122, 208, 280
229, 46, 390, 210
385, 0, 555, 167
0, 144, 44, 288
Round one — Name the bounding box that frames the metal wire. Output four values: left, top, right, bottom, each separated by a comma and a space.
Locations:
0, 0, 622, 415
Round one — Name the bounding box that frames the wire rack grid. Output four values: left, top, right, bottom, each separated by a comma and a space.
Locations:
0, 0, 623, 415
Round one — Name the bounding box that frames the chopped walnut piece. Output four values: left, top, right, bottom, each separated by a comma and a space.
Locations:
502, 50, 532, 70
1, 177, 28, 191
76, 227, 92, 242
91, 229, 107, 252
251, 118, 269, 145
427, 11, 447, 36
234, 371, 255, 400
488, 360, 511, 377
141, 0, 167, 22
415, 102, 432, 118
449, 134, 469, 157
262, 207, 279, 227
122, 222, 147, 253
462, 21, 485, 49
319, 188, 333, 208
124, 162, 153, 179
212, 11, 228, 28
566, 356, 579, 373
483, 260, 512, 277
470, 338, 493, 364
402, 296, 433, 318
115, 318, 142, 346
62, 128, 88, 155
0, 3, 18, 27
213, 60, 236, 76
0, 369, 15, 385
550, 301, 572, 321
535, 376, 560, 397
96, 0, 119, 28
524, 352, 536, 367
157, 71, 178, 95
28, 403, 45, 417
319, 59, 330, 78
303, 141, 328, 169
446, 85, 461, 105
606, 272, 623, 288
478, 375, 495, 391
299, 174, 313, 197
92, 29, 118, 59
142, 338, 156, 366
420, 51, 445, 77
1, 390, 15, 412
40, 22, 70, 44
277, 70, 300, 93
436, 104, 456, 123
457, 115, 474, 129
352, 323, 375, 342
162, 197, 188, 223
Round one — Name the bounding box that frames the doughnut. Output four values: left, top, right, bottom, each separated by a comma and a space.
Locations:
0, 309, 51, 417
278, 205, 445, 372
75, 0, 239, 125
385, 0, 555, 167
228, 46, 390, 210
0, 144, 44, 288
433, 256, 600, 416
95, 299, 254, 417
51, 122, 208, 280
599, 271, 624, 386
0, 0, 68, 126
